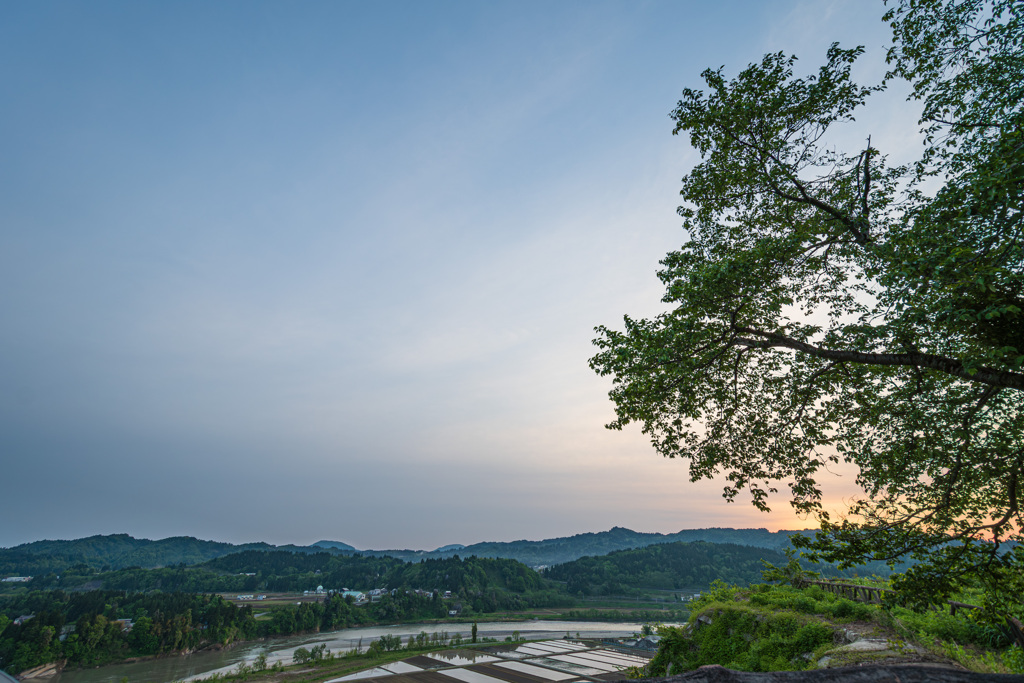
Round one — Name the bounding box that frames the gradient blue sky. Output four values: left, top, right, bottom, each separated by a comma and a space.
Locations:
1, 1, 914, 550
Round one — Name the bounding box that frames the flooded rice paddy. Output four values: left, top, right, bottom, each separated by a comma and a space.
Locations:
50, 621, 654, 683
323, 639, 652, 683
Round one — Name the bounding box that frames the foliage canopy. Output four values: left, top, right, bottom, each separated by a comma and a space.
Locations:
591, 0, 1023, 612
545, 541, 794, 594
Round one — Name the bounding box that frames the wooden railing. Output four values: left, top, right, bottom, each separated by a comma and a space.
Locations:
806, 580, 981, 616
806, 580, 891, 605
806, 580, 1024, 649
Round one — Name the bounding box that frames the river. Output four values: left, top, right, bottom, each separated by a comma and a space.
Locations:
49, 620, 655, 683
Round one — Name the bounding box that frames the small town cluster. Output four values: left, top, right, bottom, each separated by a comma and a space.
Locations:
237, 584, 465, 616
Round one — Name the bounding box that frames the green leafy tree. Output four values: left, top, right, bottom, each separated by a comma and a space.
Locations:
128, 615, 158, 655
760, 551, 820, 588
591, 0, 1022, 613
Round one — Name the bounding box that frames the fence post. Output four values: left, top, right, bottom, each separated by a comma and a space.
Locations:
1008, 616, 1024, 650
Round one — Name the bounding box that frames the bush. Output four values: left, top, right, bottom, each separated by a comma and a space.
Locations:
889, 606, 1012, 648
647, 602, 835, 674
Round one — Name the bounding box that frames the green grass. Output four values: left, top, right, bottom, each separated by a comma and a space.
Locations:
635, 581, 1024, 677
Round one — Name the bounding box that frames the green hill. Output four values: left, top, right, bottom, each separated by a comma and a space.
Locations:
544, 541, 795, 594
1, 534, 278, 575
0, 527, 811, 577
360, 526, 807, 566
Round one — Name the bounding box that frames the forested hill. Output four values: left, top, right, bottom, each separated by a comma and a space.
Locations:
204, 551, 543, 594
0, 535, 350, 575
365, 526, 807, 566
1, 527, 809, 575
3, 551, 551, 599
199, 551, 407, 593
544, 541, 795, 594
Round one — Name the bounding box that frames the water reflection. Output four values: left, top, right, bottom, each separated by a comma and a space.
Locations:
525, 657, 605, 676
49, 621, 647, 683
421, 650, 500, 666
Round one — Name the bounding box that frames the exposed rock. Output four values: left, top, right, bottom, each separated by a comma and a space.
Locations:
16, 661, 61, 679
842, 641, 892, 653
815, 626, 930, 669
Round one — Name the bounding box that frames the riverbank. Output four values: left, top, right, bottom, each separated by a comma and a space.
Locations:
23, 604, 685, 680
48, 620, 661, 683
187, 634, 653, 683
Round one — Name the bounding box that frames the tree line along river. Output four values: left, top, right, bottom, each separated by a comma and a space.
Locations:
49, 620, 653, 683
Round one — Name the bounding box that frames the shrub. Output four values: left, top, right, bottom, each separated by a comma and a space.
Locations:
647, 603, 835, 674
889, 606, 1011, 648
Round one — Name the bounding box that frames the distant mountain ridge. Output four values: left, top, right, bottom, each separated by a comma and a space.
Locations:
0, 534, 352, 576
433, 544, 466, 552
375, 526, 809, 566
1, 527, 811, 575
312, 540, 358, 552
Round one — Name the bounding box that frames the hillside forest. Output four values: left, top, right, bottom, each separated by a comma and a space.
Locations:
0, 532, 837, 676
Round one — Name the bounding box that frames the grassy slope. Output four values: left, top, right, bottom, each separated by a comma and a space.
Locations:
643, 582, 1024, 676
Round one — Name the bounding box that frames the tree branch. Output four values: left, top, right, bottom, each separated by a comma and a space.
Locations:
716, 123, 872, 245
861, 139, 871, 220
731, 326, 1024, 390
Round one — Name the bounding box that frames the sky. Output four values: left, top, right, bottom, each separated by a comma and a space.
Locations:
0, 1, 920, 551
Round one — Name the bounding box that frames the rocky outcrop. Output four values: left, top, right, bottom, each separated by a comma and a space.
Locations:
14, 661, 61, 679
813, 626, 935, 669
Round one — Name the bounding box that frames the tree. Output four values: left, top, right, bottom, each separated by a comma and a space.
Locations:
591, 0, 1022, 615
